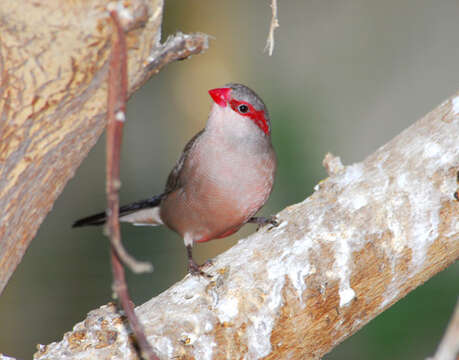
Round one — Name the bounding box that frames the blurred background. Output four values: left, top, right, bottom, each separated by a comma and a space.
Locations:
1, 0, 459, 358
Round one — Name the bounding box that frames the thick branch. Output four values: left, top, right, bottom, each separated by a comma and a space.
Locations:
34, 94, 459, 359
0, 0, 209, 295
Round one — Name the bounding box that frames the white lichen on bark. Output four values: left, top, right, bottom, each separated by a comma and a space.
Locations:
452, 96, 459, 114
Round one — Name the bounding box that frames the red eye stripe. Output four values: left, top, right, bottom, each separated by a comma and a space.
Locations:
229, 100, 270, 135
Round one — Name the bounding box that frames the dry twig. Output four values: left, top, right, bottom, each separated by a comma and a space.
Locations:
106, 9, 158, 360
265, 0, 279, 56
107, 9, 153, 274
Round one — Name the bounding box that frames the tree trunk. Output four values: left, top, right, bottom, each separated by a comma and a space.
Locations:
0, 0, 207, 295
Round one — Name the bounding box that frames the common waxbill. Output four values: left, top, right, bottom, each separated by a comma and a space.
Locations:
73, 83, 277, 276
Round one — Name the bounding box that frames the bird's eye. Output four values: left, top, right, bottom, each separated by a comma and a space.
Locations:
238, 104, 249, 113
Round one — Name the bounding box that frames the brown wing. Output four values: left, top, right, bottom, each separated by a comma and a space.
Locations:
164, 129, 204, 195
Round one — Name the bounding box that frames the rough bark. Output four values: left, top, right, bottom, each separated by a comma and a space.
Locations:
0, 0, 208, 295
33, 94, 459, 359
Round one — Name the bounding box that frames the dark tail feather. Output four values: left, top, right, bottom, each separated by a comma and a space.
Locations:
72, 194, 163, 228
72, 211, 107, 227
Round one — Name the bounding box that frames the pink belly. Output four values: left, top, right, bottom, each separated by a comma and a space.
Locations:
160, 136, 276, 244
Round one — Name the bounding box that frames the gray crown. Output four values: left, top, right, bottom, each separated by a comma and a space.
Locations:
225, 83, 271, 128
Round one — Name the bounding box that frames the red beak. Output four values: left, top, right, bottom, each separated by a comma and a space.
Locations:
208, 87, 232, 107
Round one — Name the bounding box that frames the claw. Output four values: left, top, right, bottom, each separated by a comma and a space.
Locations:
188, 260, 213, 278
248, 215, 280, 231
268, 216, 279, 227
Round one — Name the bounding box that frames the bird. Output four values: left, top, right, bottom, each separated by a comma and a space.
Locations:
73, 83, 278, 276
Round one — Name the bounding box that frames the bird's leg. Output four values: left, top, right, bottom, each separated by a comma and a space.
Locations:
186, 245, 212, 278
247, 215, 279, 230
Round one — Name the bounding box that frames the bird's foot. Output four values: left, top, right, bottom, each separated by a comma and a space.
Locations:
188, 258, 213, 278
248, 215, 279, 231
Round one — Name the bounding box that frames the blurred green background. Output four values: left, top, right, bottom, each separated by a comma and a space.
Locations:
1, 1, 458, 359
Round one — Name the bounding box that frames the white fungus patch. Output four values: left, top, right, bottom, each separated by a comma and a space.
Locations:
246, 279, 285, 358
216, 296, 239, 323
191, 335, 217, 360
267, 237, 314, 304
149, 336, 174, 359
452, 96, 459, 114
318, 227, 357, 307
436, 148, 457, 167
334, 233, 356, 307
203, 219, 325, 359
350, 194, 368, 210
423, 141, 442, 158
204, 321, 214, 333
396, 173, 409, 189
339, 288, 356, 307
394, 165, 440, 272
340, 163, 364, 186
387, 197, 407, 253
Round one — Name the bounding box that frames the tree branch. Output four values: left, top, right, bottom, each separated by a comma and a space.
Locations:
34, 93, 459, 359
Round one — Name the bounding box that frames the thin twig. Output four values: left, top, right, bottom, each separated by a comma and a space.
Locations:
106, 8, 153, 274
131, 32, 210, 94
264, 0, 279, 56
107, 9, 158, 360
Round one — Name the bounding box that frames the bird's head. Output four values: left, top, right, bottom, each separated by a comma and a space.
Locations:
208, 83, 271, 136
